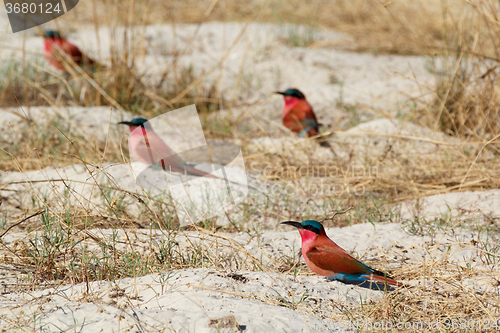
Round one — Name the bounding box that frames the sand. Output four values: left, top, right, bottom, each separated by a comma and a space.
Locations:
2, 221, 496, 332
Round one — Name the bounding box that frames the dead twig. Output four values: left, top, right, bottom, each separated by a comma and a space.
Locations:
328, 206, 354, 222
0, 210, 45, 238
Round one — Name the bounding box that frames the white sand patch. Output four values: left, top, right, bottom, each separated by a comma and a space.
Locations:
0, 161, 253, 224
245, 118, 460, 169
336, 118, 460, 156
1, 269, 350, 332
345, 118, 452, 141
401, 189, 500, 220
0, 106, 131, 144
247, 136, 344, 163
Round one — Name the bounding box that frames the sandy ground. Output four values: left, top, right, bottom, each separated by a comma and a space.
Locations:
0, 16, 433, 114
0, 18, 498, 333
401, 190, 500, 219
1, 223, 496, 332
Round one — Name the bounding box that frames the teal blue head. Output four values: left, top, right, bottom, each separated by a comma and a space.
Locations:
44, 30, 62, 39
118, 117, 153, 131
281, 219, 324, 236
275, 88, 306, 100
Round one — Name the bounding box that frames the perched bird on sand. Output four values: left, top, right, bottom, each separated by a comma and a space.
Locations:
119, 117, 216, 178
275, 88, 331, 147
282, 220, 402, 290
43, 30, 101, 72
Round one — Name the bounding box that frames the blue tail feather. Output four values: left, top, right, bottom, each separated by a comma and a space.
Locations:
327, 273, 395, 291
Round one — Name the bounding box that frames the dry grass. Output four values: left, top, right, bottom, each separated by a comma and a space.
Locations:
70, 0, 449, 55
1, 0, 500, 331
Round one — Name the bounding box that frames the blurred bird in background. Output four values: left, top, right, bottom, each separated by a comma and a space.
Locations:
282, 220, 402, 290
43, 30, 102, 73
120, 117, 269, 197
119, 117, 216, 178
276, 88, 333, 149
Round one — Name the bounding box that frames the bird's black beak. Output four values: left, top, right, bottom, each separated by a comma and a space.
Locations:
281, 221, 303, 229
118, 121, 135, 126
275, 91, 285, 95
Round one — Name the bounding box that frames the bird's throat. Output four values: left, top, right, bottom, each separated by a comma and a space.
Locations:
298, 229, 318, 243
283, 96, 300, 108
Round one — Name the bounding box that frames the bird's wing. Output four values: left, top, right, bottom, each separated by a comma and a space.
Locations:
135, 139, 214, 177
303, 100, 321, 133
304, 103, 318, 123
283, 111, 306, 132
60, 41, 83, 61
132, 130, 192, 172
283, 113, 319, 136
131, 139, 159, 165
302, 117, 320, 131
60, 40, 99, 68
305, 242, 373, 275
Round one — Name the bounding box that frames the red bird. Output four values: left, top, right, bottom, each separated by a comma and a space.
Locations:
43, 30, 100, 72
276, 88, 330, 147
119, 117, 216, 178
282, 220, 402, 290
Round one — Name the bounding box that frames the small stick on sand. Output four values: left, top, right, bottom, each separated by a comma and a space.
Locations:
0, 209, 45, 238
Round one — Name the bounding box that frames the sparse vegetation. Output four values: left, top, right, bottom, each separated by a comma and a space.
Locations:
279, 24, 317, 48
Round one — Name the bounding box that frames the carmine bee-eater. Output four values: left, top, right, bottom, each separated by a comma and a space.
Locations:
282, 220, 402, 290
43, 30, 101, 72
119, 118, 216, 178
276, 88, 331, 147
